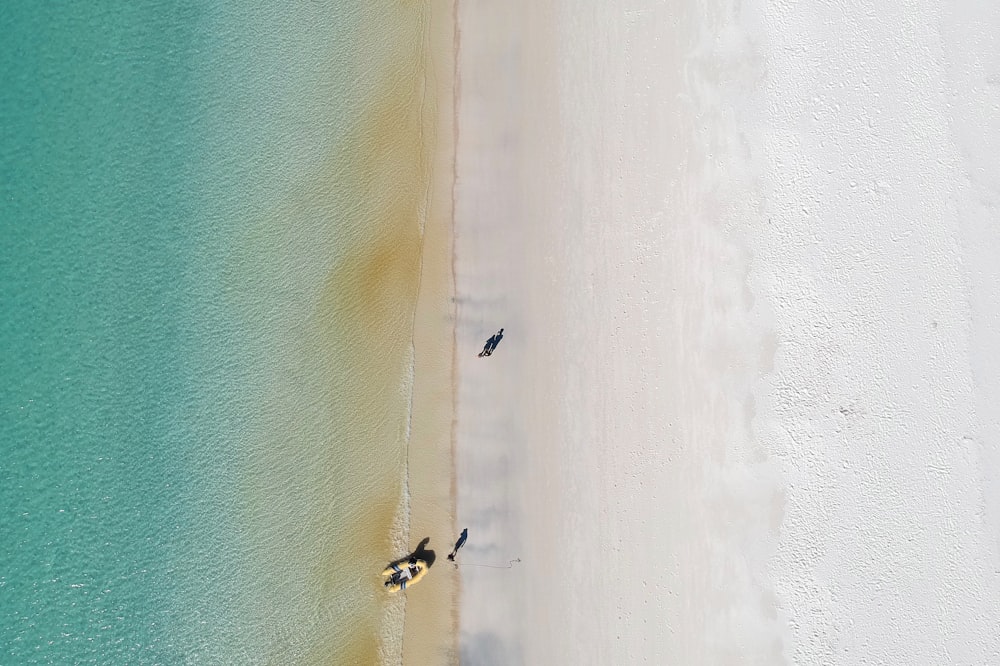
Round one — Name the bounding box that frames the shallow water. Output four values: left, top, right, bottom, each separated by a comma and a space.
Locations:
1, 1, 437, 662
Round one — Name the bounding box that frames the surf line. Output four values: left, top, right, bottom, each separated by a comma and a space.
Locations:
454, 558, 522, 570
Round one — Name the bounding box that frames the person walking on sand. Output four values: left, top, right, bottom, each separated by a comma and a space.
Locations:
447, 528, 468, 561
478, 334, 495, 357
477, 328, 504, 357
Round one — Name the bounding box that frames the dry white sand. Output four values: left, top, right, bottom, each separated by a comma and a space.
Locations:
452, 0, 1000, 664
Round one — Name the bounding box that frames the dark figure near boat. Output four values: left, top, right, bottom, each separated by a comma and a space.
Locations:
447, 528, 468, 561
477, 329, 504, 357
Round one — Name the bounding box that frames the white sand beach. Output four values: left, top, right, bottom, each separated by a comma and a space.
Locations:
450, 0, 1000, 664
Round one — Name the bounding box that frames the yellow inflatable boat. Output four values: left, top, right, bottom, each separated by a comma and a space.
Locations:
382, 559, 427, 593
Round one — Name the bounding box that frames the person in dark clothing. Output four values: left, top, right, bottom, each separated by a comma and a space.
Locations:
447, 528, 468, 561
478, 334, 496, 357
477, 328, 504, 357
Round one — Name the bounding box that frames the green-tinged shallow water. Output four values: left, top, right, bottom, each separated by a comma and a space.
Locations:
1, 1, 436, 663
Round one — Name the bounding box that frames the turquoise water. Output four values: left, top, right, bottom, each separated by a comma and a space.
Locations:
1, 1, 435, 662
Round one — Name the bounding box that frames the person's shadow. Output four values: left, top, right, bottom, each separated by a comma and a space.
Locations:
388, 537, 437, 569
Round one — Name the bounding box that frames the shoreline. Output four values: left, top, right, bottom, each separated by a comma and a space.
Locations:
397, 0, 460, 664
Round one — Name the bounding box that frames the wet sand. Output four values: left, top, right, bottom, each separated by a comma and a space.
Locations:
397, 1, 459, 664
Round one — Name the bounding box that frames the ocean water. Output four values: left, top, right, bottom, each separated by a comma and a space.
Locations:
1, 1, 438, 663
